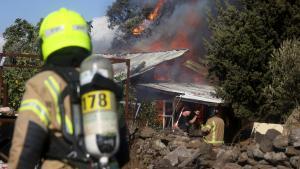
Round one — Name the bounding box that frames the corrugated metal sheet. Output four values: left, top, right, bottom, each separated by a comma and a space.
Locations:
96, 49, 188, 80
138, 83, 223, 104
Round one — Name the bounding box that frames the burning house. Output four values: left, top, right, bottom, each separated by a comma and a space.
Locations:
100, 49, 225, 131
102, 0, 232, 129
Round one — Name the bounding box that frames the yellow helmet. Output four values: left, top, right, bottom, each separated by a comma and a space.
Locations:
39, 8, 91, 62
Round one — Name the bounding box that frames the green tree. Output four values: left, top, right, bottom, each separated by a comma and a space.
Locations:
2, 18, 42, 109
263, 39, 300, 121
3, 18, 40, 53
207, 0, 300, 120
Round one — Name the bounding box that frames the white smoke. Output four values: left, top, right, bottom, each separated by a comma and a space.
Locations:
91, 16, 117, 53
0, 36, 5, 52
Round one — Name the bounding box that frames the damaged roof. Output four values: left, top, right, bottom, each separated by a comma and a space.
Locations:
138, 83, 223, 104
97, 49, 189, 80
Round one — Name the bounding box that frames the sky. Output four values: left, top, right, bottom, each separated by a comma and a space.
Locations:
0, 0, 116, 52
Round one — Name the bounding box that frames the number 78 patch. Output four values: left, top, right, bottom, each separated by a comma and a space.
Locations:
81, 90, 112, 113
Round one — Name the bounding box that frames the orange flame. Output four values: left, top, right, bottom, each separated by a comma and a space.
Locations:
132, 0, 165, 35
132, 0, 206, 84
148, 0, 164, 21
132, 26, 145, 36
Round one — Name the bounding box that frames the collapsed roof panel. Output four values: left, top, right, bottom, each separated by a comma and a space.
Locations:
97, 49, 189, 81
138, 83, 223, 104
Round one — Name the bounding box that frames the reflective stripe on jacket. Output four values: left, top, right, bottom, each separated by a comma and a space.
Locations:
201, 116, 224, 146
9, 70, 74, 169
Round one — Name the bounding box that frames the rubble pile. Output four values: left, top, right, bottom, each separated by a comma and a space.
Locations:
128, 127, 300, 169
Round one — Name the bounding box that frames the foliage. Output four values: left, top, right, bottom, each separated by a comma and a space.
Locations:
2, 19, 42, 109
207, 0, 300, 120
263, 39, 300, 121
107, 0, 140, 30
119, 81, 161, 129
138, 101, 161, 129
106, 0, 143, 51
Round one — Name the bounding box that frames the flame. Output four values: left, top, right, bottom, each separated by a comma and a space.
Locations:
132, 0, 206, 84
148, 0, 164, 21
136, 1, 201, 52
132, 0, 165, 36
132, 26, 145, 36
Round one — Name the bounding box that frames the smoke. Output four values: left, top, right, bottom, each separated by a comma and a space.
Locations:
132, 0, 211, 57
129, 0, 212, 83
91, 16, 117, 53
107, 0, 214, 83
129, 0, 158, 7
0, 36, 5, 52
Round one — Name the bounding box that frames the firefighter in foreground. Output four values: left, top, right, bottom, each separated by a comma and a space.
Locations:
201, 107, 225, 146
8, 8, 129, 169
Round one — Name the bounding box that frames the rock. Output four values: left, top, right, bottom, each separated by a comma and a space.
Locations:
159, 148, 170, 156
286, 146, 300, 156
145, 154, 154, 161
247, 144, 257, 159
216, 148, 226, 159
264, 152, 287, 164
214, 148, 240, 169
237, 152, 248, 164
153, 159, 176, 169
259, 137, 273, 152
163, 134, 176, 143
152, 139, 167, 151
276, 165, 291, 169
253, 147, 265, 159
198, 142, 213, 155
289, 128, 300, 143
178, 156, 189, 163
258, 160, 269, 165
265, 129, 281, 140
168, 140, 187, 151
247, 158, 258, 166
186, 139, 202, 149
164, 151, 178, 166
198, 159, 214, 167
242, 165, 252, 169
253, 164, 276, 169
232, 146, 241, 160
273, 135, 289, 150
282, 161, 292, 168
290, 156, 300, 169
174, 135, 190, 142
254, 132, 264, 143
223, 163, 242, 169
240, 143, 248, 152
163, 146, 192, 166
216, 149, 239, 163
293, 141, 300, 148
146, 148, 156, 155
140, 127, 156, 139
147, 164, 154, 169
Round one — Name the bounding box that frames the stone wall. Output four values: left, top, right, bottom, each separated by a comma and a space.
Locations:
126, 126, 300, 169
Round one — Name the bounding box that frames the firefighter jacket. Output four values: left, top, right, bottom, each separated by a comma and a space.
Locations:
201, 116, 224, 146
8, 70, 129, 169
